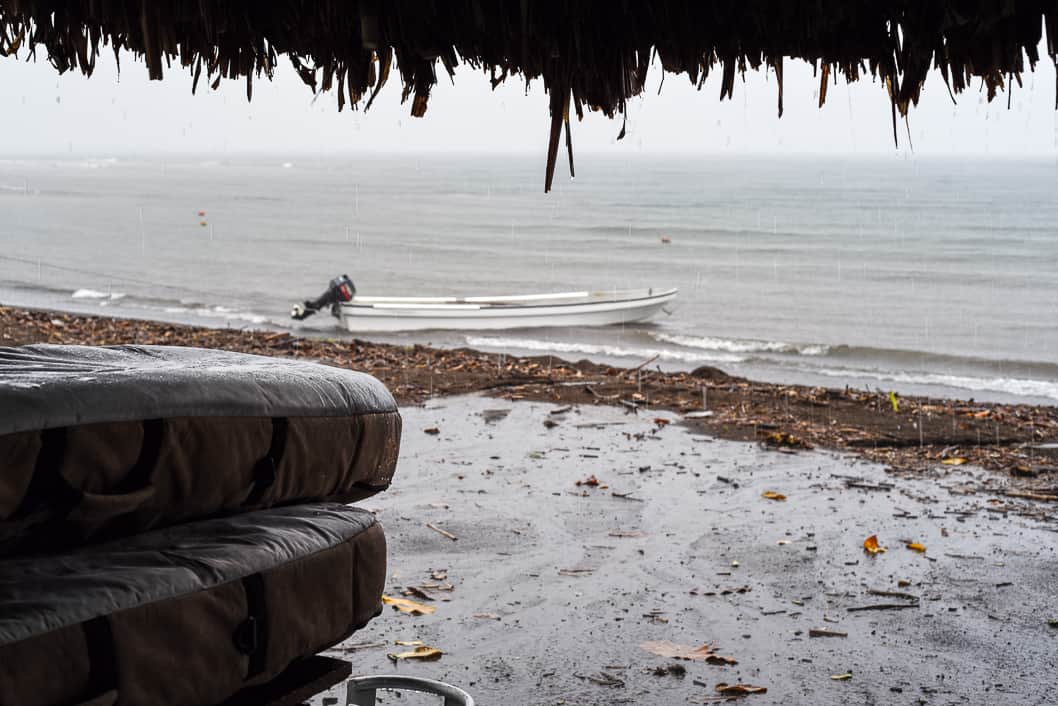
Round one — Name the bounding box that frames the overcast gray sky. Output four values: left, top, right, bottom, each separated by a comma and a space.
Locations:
2, 45, 1057, 157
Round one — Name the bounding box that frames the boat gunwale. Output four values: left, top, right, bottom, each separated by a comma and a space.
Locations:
342, 288, 678, 312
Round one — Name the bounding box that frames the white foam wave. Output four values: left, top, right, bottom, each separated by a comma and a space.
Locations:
652, 332, 829, 356
465, 336, 744, 364
190, 306, 270, 325
72, 288, 125, 300
812, 367, 1058, 401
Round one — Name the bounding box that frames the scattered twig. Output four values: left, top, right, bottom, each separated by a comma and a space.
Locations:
426, 523, 458, 541
627, 353, 660, 375
867, 589, 919, 601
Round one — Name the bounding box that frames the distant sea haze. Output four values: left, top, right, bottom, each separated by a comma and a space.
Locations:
2, 154, 1056, 404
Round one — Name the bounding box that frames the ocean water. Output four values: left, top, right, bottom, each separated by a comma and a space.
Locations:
2, 154, 1057, 404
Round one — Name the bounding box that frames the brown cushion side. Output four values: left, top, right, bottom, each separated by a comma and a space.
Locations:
0, 623, 90, 706
110, 579, 249, 706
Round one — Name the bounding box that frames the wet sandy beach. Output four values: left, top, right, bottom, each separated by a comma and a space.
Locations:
314, 395, 1058, 705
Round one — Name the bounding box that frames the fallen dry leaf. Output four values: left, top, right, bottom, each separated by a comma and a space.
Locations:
382, 595, 436, 616
941, 457, 968, 466
387, 645, 443, 662
640, 641, 735, 664
715, 683, 767, 695
863, 535, 887, 554
761, 491, 787, 501
906, 542, 927, 553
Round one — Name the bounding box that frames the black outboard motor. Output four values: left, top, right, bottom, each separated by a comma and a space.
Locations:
291, 274, 356, 320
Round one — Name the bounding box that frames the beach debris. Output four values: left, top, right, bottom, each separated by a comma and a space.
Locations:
863, 535, 887, 554
761, 491, 787, 501
1005, 490, 1058, 502
576, 474, 602, 487
423, 427, 440, 435
848, 603, 919, 612
472, 613, 501, 620
609, 530, 646, 538
888, 391, 900, 412
574, 671, 624, 687
1048, 619, 1058, 628
558, 567, 595, 577
335, 641, 386, 652
643, 610, 669, 624
543, 419, 560, 428
941, 456, 968, 465
401, 586, 435, 601
660, 236, 672, 244
393, 640, 423, 646
906, 542, 927, 553
761, 432, 812, 450
425, 522, 458, 541
480, 408, 511, 423
430, 569, 448, 581
690, 585, 751, 596
714, 683, 767, 696
387, 645, 443, 662
684, 410, 715, 419
867, 589, 919, 601
382, 595, 436, 615
830, 673, 853, 681
809, 628, 848, 638
550, 405, 572, 415
651, 663, 687, 677
640, 641, 737, 664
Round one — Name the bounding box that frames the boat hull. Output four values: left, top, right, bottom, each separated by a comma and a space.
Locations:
337, 289, 676, 332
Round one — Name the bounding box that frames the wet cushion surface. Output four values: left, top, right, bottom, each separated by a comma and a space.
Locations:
0, 502, 387, 706
0, 344, 397, 434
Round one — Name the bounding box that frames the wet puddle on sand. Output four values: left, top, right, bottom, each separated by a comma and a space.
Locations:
317, 394, 1057, 706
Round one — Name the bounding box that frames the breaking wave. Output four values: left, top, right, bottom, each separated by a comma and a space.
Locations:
465, 336, 744, 364
71, 288, 126, 300
651, 332, 830, 356
811, 367, 1058, 401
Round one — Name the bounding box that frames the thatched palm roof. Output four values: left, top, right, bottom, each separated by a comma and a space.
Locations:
2, 1, 1056, 190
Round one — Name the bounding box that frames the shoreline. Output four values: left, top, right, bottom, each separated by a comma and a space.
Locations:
2, 304, 1057, 504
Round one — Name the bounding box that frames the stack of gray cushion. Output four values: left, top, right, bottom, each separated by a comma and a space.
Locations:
0, 345, 402, 706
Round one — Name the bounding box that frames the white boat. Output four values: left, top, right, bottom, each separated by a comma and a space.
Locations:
291, 276, 677, 332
